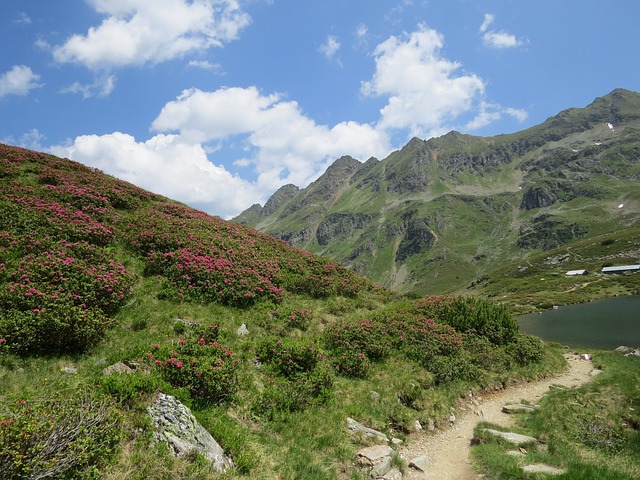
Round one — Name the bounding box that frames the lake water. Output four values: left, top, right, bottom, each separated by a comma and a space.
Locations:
518, 295, 640, 349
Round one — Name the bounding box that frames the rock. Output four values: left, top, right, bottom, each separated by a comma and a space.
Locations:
427, 418, 435, 431
103, 362, 135, 376
502, 403, 538, 414
507, 450, 526, 457
626, 349, 640, 357
381, 468, 402, 480
175, 318, 200, 328
590, 369, 604, 376
62, 366, 77, 374
614, 345, 634, 354
236, 323, 249, 336
409, 455, 429, 472
482, 429, 537, 446
522, 464, 566, 475
371, 455, 392, 477
347, 418, 389, 442
391, 438, 403, 445
414, 420, 423, 431
449, 413, 456, 424
147, 393, 234, 472
370, 391, 381, 402
357, 445, 393, 465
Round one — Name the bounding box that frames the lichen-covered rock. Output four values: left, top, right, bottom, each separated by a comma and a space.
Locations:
147, 393, 234, 472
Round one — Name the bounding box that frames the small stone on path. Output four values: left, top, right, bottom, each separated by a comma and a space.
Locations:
522, 464, 566, 475
409, 455, 429, 472
483, 429, 537, 446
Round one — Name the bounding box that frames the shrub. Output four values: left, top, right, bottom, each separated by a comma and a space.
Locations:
331, 349, 371, 378
148, 338, 239, 405
256, 337, 323, 378
252, 362, 334, 417
506, 334, 545, 366
0, 391, 121, 479
100, 372, 167, 406
438, 296, 518, 345
274, 306, 314, 331
464, 335, 513, 372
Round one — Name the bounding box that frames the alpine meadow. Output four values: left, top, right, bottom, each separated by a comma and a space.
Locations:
1, 89, 640, 480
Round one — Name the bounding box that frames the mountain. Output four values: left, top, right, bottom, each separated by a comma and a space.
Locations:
234, 89, 640, 297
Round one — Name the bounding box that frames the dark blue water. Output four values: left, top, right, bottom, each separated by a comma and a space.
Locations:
518, 295, 640, 349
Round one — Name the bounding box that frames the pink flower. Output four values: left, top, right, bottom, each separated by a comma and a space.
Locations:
198, 337, 205, 345
176, 361, 183, 368
153, 343, 159, 349
178, 339, 185, 345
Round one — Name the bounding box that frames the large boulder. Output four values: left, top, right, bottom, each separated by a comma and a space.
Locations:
147, 393, 234, 472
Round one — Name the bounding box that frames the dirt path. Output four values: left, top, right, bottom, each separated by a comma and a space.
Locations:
398, 354, 595, 480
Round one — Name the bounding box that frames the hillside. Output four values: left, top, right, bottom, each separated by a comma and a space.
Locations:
234, 88, 640, 303
0, 143, 569, 479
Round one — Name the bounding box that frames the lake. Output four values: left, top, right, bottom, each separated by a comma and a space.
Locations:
517, 295, 640, 349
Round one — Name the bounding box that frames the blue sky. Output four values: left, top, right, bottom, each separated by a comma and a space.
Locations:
1, 0, 639, 218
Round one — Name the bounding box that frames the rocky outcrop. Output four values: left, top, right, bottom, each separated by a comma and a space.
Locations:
262, 184, 300, 216
316, 213, 372, 245
517, 214, 588, 250
395, 218, 437, 263
147, 393, 234, 472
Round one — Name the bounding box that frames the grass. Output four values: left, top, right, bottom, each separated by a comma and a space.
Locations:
471, 351, 640, 480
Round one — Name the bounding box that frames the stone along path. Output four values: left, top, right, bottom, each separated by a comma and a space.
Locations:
398, 354, 595, 480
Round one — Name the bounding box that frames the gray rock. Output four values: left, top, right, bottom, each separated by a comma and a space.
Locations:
590, 369, 604, 376
449, 413, 456, 424
614, 345, 633, 354
175, 318, 200, 328
357, 445, 393, 464
414, 420, 423, 431
371, 455, 392, 477
63, 366, 77, 374
347, 417, 389, 442
427, 418, 435, 431
147, 393, 234, 472
522, 464, 566, 475
236, 323, 249, 336
381, 468, 403, 480
626, 349, 640, 357
502, 403, 538, 414
483, 429, 537, 446
409, 454, 429, 472
103, 362, 135, 376
370, 391, 381, 402
507, 450, 526, 457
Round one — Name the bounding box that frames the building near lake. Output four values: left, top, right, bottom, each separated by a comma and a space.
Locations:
601, 265, 640, 274
566, 269, 588, 276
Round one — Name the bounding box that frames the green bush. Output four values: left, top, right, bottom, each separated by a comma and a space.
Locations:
256, 337, 323, 378
0, 302, 110, 355
0, 391, 121, 480
252, 362, 334, 417
506, 334, 545, 366
438, 296, 518, 345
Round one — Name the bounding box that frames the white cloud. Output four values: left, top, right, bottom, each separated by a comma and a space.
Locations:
152, 86, 390, 194
52, 0, 251, 69
60, 74, 116, 98
14, 12, 32, 25
188, 60, 223, 72
49, 132, 258, 219
479, 13, 494, 33
355, 24, 368, 48
361, 24, 485, 138
319, 35, 341, 60
480, 13, 526, 49
505, 107, 528, 122
0, 65, 43, 98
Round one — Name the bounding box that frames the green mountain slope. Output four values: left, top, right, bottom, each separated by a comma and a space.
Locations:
234, 88, 640, 298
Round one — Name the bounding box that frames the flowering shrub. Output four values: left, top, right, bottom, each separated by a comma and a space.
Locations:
149, 337, 239, 404
274, 306, 313, 330
0, 391, 121, 479
0, 235, 135, 354
127, 203, 372, 307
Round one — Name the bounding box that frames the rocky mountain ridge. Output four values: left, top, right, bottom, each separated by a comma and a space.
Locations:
234, 89, 640, 294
